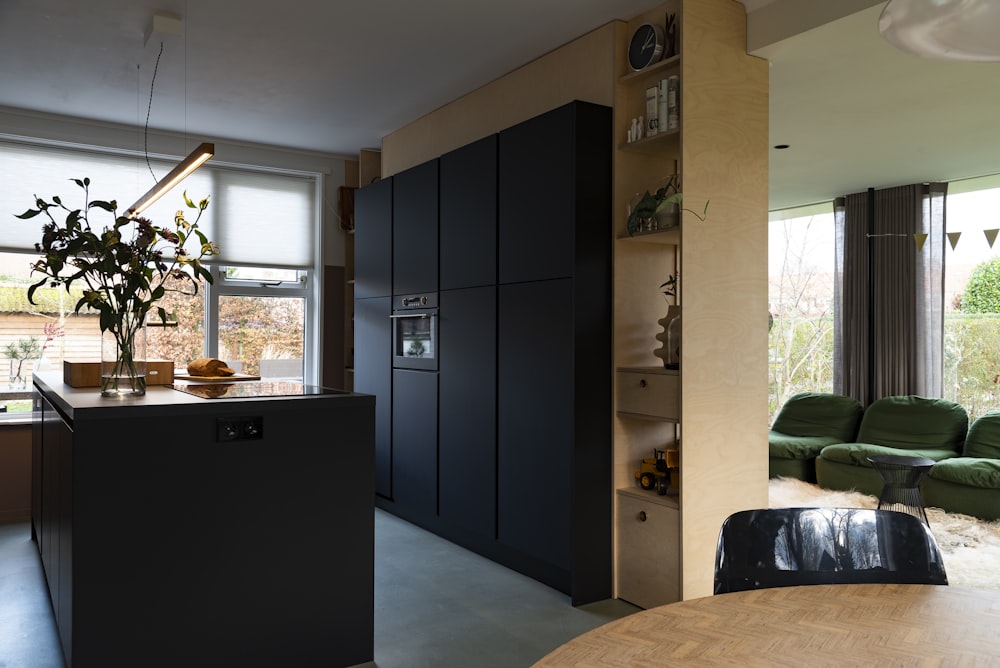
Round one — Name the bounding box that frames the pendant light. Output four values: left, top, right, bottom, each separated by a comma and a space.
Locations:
127, 9, 213, 218
878, 0, 1000, 62
127, 142, 214, 217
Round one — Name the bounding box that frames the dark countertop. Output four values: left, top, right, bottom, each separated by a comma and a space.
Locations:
33, 371, 374, 424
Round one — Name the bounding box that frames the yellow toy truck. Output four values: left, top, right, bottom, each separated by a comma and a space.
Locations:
635, 448, 679, 495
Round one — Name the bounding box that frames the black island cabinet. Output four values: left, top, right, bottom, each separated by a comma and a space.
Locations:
31, 372, 375, 668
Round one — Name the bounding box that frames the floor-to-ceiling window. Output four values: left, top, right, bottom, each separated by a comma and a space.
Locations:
943, 175, 1000, 421
768, 203, 836, 422
769, 176, 1000, 423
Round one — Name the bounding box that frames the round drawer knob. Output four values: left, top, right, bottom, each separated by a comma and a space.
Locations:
638, 510, 647, 522
639, 379, 647, 388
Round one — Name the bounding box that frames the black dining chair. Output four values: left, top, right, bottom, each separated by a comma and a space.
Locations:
713, 507, 948, 594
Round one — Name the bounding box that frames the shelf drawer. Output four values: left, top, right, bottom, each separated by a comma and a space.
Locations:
616, 368, 679, 420
616, 491, 679, 609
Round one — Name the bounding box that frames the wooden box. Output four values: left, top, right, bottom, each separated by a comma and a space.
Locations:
64, 360, 175, 387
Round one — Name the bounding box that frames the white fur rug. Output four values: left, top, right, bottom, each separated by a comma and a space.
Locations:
769, 477, 1000, 590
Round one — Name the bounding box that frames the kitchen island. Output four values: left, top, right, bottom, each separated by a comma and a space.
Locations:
31, 371, 375, 668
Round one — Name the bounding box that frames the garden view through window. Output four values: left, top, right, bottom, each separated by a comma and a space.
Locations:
768, 175, 1000, 423
0, 251, 305, 416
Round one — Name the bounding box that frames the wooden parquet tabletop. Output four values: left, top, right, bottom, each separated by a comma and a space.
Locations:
534, 584, 1000, 667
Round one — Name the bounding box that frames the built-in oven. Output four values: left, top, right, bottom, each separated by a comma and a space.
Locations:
391, 293, 438, 371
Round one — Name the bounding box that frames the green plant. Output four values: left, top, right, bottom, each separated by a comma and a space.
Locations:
16, 178, 219, 393
4, 336, 41, 379
627, 174, 709, 236
660, 273, 678, 301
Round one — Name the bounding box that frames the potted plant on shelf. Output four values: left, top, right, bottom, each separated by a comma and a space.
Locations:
16, 178, 219, 397
626, 174, 709, 236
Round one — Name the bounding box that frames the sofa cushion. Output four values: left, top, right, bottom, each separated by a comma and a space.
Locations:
771, 392, 863, 441
855, 395, 967, 453
768, 432, 842, 460
819, 443, 961, 467
928, 458, 1000, 490
963, 410, 1000, 459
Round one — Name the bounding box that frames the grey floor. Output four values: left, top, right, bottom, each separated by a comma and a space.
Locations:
0, 510, 639, 667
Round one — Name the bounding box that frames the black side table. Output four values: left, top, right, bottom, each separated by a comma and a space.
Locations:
867, 454, 935, 525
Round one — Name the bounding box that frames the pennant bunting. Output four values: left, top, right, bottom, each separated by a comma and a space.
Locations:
947, 231, 962, 251
913, 233, 928, 252
985, 229, 999, 248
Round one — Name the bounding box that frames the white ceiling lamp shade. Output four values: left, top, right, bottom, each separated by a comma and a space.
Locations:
126, 142, 215, 218
878, 0, 1000, 62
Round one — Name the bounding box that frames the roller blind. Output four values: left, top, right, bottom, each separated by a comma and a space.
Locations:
0, 139, 315, 268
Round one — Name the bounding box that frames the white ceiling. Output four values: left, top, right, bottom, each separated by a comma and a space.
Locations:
1, 0, 1000, 211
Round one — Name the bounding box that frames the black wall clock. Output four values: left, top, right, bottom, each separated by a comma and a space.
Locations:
628, 23, 664, 71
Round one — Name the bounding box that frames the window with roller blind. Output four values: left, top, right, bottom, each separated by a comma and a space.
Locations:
0, 137, 320, 416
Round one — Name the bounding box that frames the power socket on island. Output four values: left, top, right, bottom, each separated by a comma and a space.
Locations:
216, 416, 264, 442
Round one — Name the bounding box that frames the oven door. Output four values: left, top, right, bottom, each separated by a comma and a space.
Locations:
391, 295, 438, 371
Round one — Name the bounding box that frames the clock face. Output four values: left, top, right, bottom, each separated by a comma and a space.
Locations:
628, 23, 664, 71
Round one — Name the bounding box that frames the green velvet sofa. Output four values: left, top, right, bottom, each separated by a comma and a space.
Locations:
814, 395, 968, 498
768, 392, 864, 483
922, 410, 1000, 521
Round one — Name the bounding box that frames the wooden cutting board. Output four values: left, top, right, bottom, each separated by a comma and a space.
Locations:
174, 373, 261, 382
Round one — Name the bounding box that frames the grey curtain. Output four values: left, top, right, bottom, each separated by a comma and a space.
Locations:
833, 183, 946, 405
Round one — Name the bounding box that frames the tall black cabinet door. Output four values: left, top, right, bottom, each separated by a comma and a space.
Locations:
440, 136, 497, 290
497, 279, 573, 571
354, 178, 392, 299
392, 369, 438, 519
438, 286, 496, 538
354, 297, 392, 497
498, 101, 612, 285
393, 160, 439, 295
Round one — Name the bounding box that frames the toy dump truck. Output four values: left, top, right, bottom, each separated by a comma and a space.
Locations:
635, 448, 679, 495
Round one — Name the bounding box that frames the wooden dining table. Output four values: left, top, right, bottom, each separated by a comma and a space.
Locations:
533, 584, 1000, 666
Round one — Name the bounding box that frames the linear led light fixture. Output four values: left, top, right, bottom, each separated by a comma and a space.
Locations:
127, 142, 215, 218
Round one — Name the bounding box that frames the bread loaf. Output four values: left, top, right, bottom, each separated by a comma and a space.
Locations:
187, 358, 236, 377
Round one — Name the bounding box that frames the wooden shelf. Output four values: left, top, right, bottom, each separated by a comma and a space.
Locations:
617, 228, 680, 245
618, 128, 680, 153
619, 55, 680, 83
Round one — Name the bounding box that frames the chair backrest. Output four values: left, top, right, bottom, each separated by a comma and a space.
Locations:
770, 392, 864, 440
964, 410, 1000, 459
713, 507, 948, 595
856, 395, 967, 452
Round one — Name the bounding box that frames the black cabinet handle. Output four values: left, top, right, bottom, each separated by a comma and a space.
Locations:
638, 511, 647, 522
639, 379, 647, 388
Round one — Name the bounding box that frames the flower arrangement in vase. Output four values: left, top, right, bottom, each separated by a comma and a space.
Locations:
16, 178, 219, 396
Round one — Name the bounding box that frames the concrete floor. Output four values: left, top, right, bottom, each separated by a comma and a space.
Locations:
0, 510, 639, 667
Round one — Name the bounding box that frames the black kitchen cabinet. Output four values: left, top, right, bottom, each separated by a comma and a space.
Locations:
364, 100, 611, 605
354, 296, 392, 497
354, 177, 392, 299
438, 286, 496, 539
31, 374, 376, 668
391, 369, 438, 519
499, 101, 612, 285
497, 279, 573, 569
440, 135, 497, 290
392, 160, 438, 296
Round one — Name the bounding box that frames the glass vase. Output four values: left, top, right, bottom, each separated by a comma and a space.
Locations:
8, 359, 26, 390
101, 315, 147, 397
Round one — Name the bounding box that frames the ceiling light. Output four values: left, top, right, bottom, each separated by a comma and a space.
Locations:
127, 143, 214, 218
878, 0, 1000, 62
